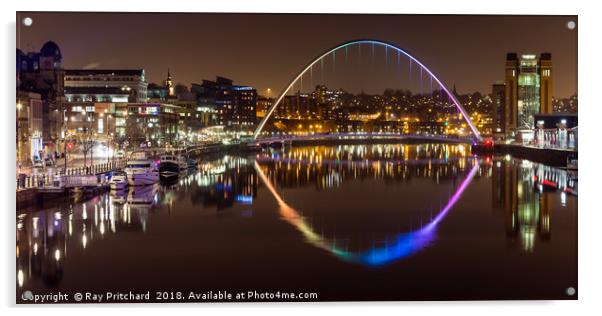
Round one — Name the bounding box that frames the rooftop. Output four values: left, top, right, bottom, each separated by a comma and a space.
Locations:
64, 86, 130, 95
65, 69, 145, 76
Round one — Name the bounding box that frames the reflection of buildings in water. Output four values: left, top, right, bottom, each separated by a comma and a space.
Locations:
115, 207, 149, 232
269, 143, 469, 164
491, 157, 568, 252
16, 211, 66, 289
182, 156, 258, 212
16, 156, 258, 290
254, 159, 481, 266
16, 193, 151, 289
256, 144, 475, 191
254, 144, 480, 258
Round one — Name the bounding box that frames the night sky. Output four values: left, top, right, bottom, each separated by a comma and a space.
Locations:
16, 12, 577, 98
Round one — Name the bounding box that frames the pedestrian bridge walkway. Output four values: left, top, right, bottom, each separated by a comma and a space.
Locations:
254, 133, 475, 146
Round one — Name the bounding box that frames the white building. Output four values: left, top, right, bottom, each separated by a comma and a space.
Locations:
64, 69, 148, 103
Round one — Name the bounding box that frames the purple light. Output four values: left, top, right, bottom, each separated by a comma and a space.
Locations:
255, 157, 481, 266
421, 162, 480, 233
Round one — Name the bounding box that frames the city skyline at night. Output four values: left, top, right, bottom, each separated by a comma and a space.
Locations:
16, 13, 577, 98
15, 11, 579, 303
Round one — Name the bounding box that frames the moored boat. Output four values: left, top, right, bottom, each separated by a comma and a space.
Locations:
187, 157, 198, 169
159, 154, 180, 179
109, 171, 128, 190
125, 151, 160, 186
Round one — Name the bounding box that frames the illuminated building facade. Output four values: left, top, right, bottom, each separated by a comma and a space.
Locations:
63, 71, 143, 142
16, 91, 44, 164
64, 87, 130, 103
279, 93, 318, 119
504, 53, 553, 138
118, 103, 180, 147
491, 81, 506, 135
16, 41, 65, 160
193, 77, 257, 133
256, 96, 273, 119
64, 102, 116, 136
64, 69, 148, 103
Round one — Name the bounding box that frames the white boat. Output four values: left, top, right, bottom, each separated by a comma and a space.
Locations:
125, 152, 159, 186
109, 171, 128, 190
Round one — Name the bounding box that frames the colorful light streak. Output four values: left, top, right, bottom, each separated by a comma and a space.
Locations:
254, 159, 480, 266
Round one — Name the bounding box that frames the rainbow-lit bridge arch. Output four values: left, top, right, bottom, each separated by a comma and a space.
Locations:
253, 39, 482, 142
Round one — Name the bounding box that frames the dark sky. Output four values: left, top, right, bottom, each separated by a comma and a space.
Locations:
17, 12, 577, 98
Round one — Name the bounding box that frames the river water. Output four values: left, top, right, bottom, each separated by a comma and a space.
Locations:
16, 143, 578, 302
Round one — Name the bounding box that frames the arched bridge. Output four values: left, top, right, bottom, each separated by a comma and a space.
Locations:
253, 39, 482, 142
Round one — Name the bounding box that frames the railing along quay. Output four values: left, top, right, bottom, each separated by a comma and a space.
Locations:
16, 159, 126, 190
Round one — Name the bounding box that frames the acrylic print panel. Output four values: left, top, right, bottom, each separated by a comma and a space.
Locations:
15, 12, 577, 303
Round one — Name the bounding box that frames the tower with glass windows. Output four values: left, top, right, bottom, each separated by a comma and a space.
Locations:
517, 54, 540, 129
504, 53, 553, 135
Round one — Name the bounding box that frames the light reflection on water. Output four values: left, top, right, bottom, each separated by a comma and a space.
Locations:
16, 144, 577, 299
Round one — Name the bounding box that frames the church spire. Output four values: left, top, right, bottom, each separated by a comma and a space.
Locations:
166, 68, 174, 97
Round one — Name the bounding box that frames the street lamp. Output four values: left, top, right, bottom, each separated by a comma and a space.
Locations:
62, 108, 68, 174
107, 114, 113, 164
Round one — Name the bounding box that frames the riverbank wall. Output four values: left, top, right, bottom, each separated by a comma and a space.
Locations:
472, 143, 576, 167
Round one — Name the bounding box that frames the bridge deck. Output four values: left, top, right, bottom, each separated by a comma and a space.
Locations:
255, 133, 474, 145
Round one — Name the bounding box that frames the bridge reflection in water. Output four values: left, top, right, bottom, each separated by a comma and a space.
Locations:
255, 158, 479, 266
16, 144, 576, 290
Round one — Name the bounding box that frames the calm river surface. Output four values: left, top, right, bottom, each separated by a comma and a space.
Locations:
16, 144, 577, 301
